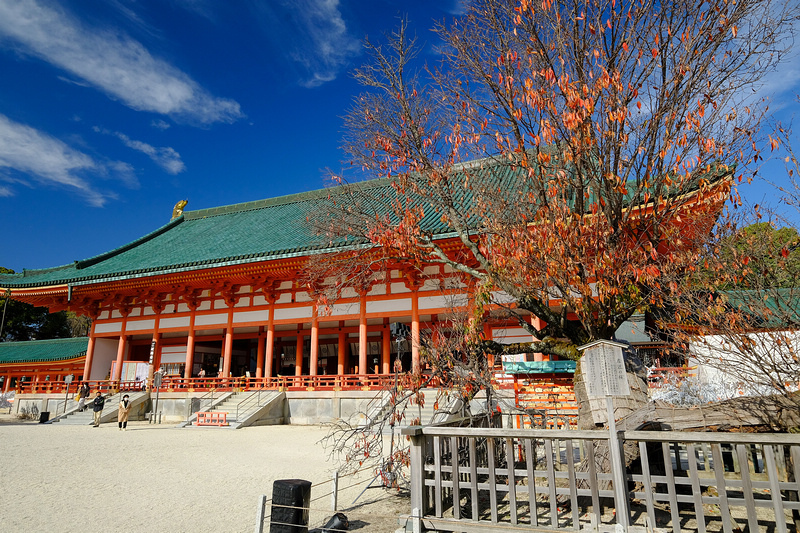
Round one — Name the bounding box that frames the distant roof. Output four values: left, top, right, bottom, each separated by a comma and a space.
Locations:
0, 337, 89, 364
614, 315, 654, 344
0, 156, 732, 290
719, 289, 800, 328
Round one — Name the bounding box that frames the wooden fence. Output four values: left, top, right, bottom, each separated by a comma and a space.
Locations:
401, 424, 800, 532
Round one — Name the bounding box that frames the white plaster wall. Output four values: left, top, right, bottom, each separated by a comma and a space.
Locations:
689, 332, 800, 397
195, 313, 228, 326
492, 327, 533, 344
274, 306, 313, 321
327, 302, 359, 316
95, 321, 123, 334
366, 298, 411, 314
276, 293, 292, 304
419, 294, 468, 310
390, 283, 410, 294
126, 319, 156, 331
367, 284, 386, 296
160, 316, 191, 329
233, 310, 269, 324
341, 287, 358, 299
491, 291, 517, 305
90, 338, 119, 381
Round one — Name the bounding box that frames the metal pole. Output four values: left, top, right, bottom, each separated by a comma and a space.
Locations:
388, 335, 403, 481
63, 382, 70, 415
606, 395, 629, 531
331, 470, 338, 511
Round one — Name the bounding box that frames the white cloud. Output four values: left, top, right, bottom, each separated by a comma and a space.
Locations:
0, 0, 243, 125
0, 114, 129, 206
256, 0, 360, 88
448, 1, 471, 16
171, 0, 215, 20
294, 0, 360, 88
151, 119, 171, 130
117, 133, 185, 175
94, 126, 185, 174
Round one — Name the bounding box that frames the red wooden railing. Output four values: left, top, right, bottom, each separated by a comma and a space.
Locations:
15, 379, 141, 395
157, 373, 398, 392
15, 367, 696, 397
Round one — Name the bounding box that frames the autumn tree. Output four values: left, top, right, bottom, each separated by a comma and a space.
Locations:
314, 0, 796, 363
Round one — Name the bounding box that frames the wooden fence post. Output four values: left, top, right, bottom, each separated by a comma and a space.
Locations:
405, 426, 426, 531
254, 494, 266, 533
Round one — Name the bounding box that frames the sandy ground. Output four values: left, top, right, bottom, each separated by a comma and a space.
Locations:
0, 413, 408, 533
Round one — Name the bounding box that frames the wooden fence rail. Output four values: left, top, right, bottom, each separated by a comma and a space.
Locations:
401, 425, 800, 533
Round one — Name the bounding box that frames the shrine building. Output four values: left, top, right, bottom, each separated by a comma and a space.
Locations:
0, 157, 731, 423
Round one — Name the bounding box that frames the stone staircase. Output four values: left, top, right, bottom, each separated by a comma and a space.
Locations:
50, 391, 149, 425
366, 388, 465, 430
180, 390, 285, 429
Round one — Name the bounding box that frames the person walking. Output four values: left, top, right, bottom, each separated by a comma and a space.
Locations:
91, 391, 105, 427
77, 382, 90, 412
118, 394, 131, 431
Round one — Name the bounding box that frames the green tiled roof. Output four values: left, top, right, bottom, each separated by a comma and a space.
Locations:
719, 289, 800, 328
0, 156, 732, 290
0, 158, 523, 289
0, 337, 89, 364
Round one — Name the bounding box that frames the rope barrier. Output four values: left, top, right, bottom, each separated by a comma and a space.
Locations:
254, 466, 406, 532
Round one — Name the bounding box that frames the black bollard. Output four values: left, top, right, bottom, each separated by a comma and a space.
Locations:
270, 479, 312, 533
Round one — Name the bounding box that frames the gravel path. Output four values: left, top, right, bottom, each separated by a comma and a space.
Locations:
0, 415, 406, 532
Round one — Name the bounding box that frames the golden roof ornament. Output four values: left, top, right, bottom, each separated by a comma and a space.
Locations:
171, 199, 188, 220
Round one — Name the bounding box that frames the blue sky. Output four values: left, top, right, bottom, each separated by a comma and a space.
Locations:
0, 0, 468, 272
0, 0, 798, 273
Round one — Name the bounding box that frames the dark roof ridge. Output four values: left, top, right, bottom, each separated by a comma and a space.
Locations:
180, 153, 517, 221
184, 177, 394, 220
